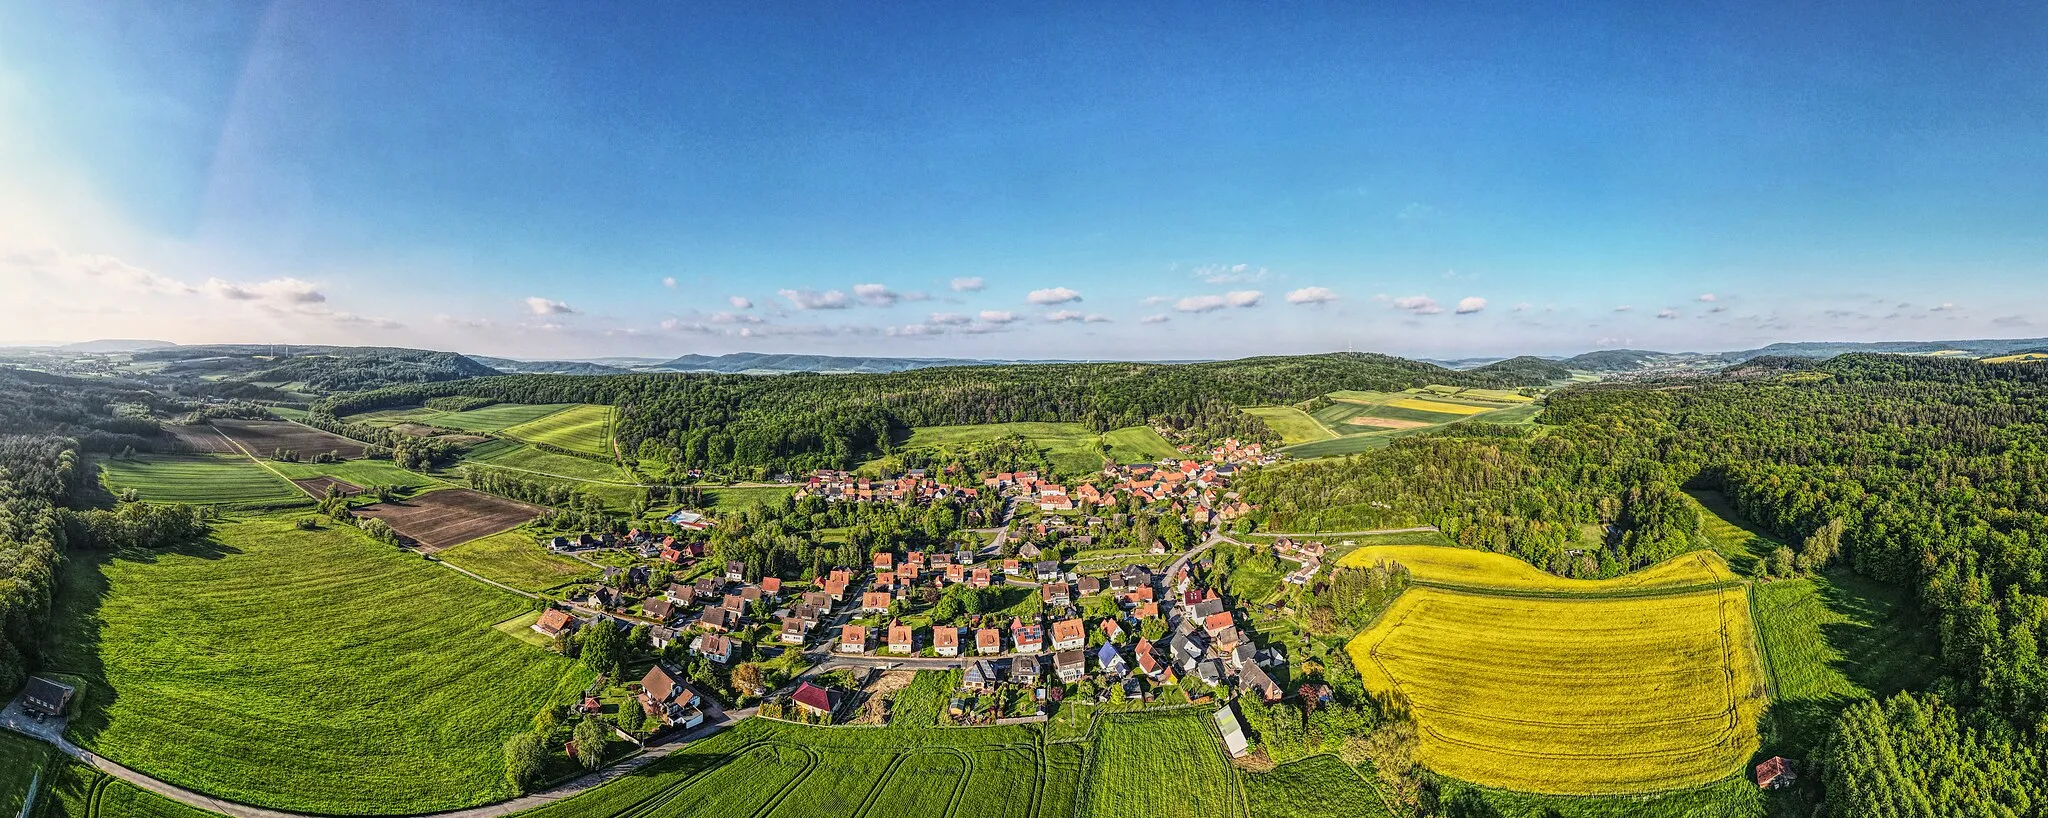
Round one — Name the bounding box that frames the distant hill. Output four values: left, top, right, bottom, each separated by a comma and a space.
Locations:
128, 345, 501, 393
469, 356, 635, 375
57, 338, 178, 353
652, 352, 1033, 374
1722, 337, 2048, 361
1562, 349, 1670, 372
1466, 355, 1574, 383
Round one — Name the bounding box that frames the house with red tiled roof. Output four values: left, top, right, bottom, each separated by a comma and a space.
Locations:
838, 624, 871, 654
532, 609, 578, 639
933, 626, 961, 657
1051, 618, 1086, 651
792, 682, 840, 719
888, 621, 914, 654
976, 627, 1003, 655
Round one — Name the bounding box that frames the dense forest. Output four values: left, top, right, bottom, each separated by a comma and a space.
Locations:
315, 353, 1557, 476
132, 345, 502, 393
1243, 354, 2048, 812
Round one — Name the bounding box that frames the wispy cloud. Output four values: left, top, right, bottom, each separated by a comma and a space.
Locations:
662, 277, 677, 288
729, 295, 752, 309
778, 288, 851, 310
1140, 314, 1170, 324
1175, 290, 1263, 313
978, 310, 1021, 325
950, 276, 985, 292
1195, 263, 1269, 284
1657, 308, 1679, 320
928, 312, 973, 326
526, 297, 575, 316
1027, 287, 1083, 305
1286, 286, 1338, 305
1044, 310, 1086, 323
1697, 293, 1717, 302
1391, 295, 1442, 315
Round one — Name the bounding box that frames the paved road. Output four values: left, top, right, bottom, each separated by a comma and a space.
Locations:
2, 688, 752, 818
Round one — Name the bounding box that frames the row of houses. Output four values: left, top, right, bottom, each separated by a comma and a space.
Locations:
795, 469, 982, 505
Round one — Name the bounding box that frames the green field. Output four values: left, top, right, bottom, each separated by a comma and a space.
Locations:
888, 670, 959, 727
702, 485, 799, 511
96, 454, 304, 504
501, 405, 617, 457
904, 422, 1104, 476
348, 403, 580, 433
39, 762, 218, 818
1100, 426, 1178, 464
42, 515, 595, 815
1242, 406, 1336, 446
438, 528, 595, 592
1244, 755, 1391, 818
1752, 571, 1937, 758
1436, 777, 1765, 818
269, 459, 447, 491
462, 440, 644, 509
1080, 711, 1240, 818
515, 718, 1071, 818
1, 732, 55, 818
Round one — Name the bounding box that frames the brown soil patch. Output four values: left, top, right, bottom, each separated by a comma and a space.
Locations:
352, 488, 543, 550
163, 424, 236, 454
389, 423, 447, 437
212, 419, 370, 459
292, 476, 363, 498
1347, 416, 1432, 430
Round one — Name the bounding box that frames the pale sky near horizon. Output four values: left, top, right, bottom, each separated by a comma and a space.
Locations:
2, 1, 2044, 360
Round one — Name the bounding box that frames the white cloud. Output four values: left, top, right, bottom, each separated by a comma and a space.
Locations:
728, 295, 752, 309
1931, 302, 1958, 312
526, 297, 575, 316
950, 276, 985, 292
928, 312, 973, 326
1140, 314, 1170, 325
978, 310, 1020, 324
778, 288, 850, 309
708, 311, 764, 325
853, 283, 904, 307
1027, 287, 1082, 305
1657, 308, 1679, 320
1178, 290, 1263, 313
1455, 297, 1487, 315
663, 277, 677, 288
205, 277, 326, 305
1392, 295, 1442, 315
1286, 286, 1338, 305
1044, 310, 1086, 323
1697, 293, 1717, 302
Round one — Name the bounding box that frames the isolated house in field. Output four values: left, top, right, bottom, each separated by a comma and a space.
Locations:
1756, 757, 1797, 789
1051, 618, 1086, 651
839, 624, 872, 654
22, 676, 74, 717
1214, 703, 1250, 758
690, 633, 734, 664
1053, 649, 1087, 682
933, 626, 961, 657
792, 681, 840, 719
532, 609, 579, 639
637, 664, 704, 729
888, 621, 915, 654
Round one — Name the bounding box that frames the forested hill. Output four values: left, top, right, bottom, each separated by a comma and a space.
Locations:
132, 345, 501, 392
1240, 352, 2048, 812
317, 352, 1547, 474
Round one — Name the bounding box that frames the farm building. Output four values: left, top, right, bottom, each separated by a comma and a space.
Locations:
22, 676, 74, 717
1756, 757, 1797, 789
1214, 703, 1251, 757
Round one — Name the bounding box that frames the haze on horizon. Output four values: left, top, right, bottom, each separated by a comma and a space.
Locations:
1, 2, 2043, 361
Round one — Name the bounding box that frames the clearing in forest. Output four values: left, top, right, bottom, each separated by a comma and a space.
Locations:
1265, 387, 1542, 460
1347, 583, 1766, 794
500, 404, 617, 456
40, 515, 594, 815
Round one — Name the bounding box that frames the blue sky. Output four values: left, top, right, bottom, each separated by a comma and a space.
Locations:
2, 1, 2043, 359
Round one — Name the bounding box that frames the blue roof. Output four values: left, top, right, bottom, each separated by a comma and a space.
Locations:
1096, 644, 1122, 663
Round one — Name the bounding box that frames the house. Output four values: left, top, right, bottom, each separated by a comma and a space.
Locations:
698, 606, 738, 631
945, 564, 967, 584
637, 664, 704, 729
1002, 559, 1021, 575
649, 625, 678, 650
888, 621, 915, 654
1214, 703, 1251, 758
1034, 561, 1061, 581
1042, 582, 1071, 607
1100, 618, 1125, 643
1195, 659, 1226, 687
802, 590, 833, 613
725, 560, 746, 583
1076, 575, 1101, 596
1053, 649, 1087, 682
824, 578, 850, 600
694, 576, 722, 598
976, 628, 1003, 655
532, 609, 579, 639
862, 590, 894, 614
585, 586, 619, 610
690, 633, 734, 664
970, 567, 992, 588
664, 584, 696, 606
1096, 643, 1128, 677
838, 624, 872, 654
1756, 757, 1797, 790
1051, 618, 1086, 650
1202, 611, 1235, 637
873, 552, 895, 573
780, 617, 810, 644
1012, 619, 1044, 653
642, 598, 677, 623
1239, 661, 1283, 703
1134, 639, 1164, 679
962, 660, 1001, 693
723, 593, 748, 614
760, 577, 782, 597
1010, 653, 1040, 686
792, 681, 840, 719
21, 676, 74, 717
933, 626, 961, 657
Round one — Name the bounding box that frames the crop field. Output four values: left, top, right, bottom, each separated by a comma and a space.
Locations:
501, 404, 617, 456
515, 719, 1069, 818
96, 454, 303, 505
438, 528, 594, 591
160, 423, 237, 454
1424, 385, 1536, 404
904, 422, 1103, 476
1243, 755, 1391, 818
888, 670, 958, 726
1, 732, 54, 818
1336, 545, 1737, 594
211, 419, 369, 459
353, 488, 543, 549
1275, 434, 1394, 458
1100, 426, 1178, 464
1279, 388, 1540, 459
1242, 406, 1337, 445
42, 515, 594, 815
270, 459, 447, 492
1385, 396, 1493, 415
1347, 585, 1766, 794
1080, 710, 1241, 818
465, 439, 639, 482
348, 402, 580, 433
1983, 352, 2048, 364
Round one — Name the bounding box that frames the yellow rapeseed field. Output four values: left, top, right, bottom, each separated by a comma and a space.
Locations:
1347, 586, 1765, 794
1337, 545, 1736, 593
1386, 397, 1495, 416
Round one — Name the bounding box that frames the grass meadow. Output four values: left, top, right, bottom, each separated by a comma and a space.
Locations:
1244, 755, 1391, 818
1347, 586, 1766, 794
1438, 777, 1765, 818
1099, 426, 1178, 464
1242, 406, 1337, 446
904, 422, 1104, 476
1273, 387, 1545, 459
1336, 545, 1738, 595
0, 732, 55, 818
269, 458, 447, 492
348, 402, 579, 433
42, 514, 594, 815
96, 454, 303, 504
501, 404, 617, 456
438, 528, 595, 592
39, 762, 217, 818
1080, 710, 1240, 818
1751, 571, 1937, 759
701, 485, 799, 511
888, 670, 959, 727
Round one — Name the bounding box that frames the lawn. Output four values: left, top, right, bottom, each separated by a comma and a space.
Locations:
1080, 710, 1240, 818
1242, 406, 1336, 446
42, 515, 595, 815
1336, 545, 1738, 595
888, 670, 959, 727
1347, 585, 1766, 794
513, 719, 1066, 818
0, 732, 54, 818
1100, 426, 1178, 464
96, 454, 304, 505
269, 459, 448, 492
904, 422, 1104, 476
348, 403, 580, 433
1752, 571, 1937, 758
501, 404, 617, 457
1244, 755, 1391, 818
438, 528, 595, 592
